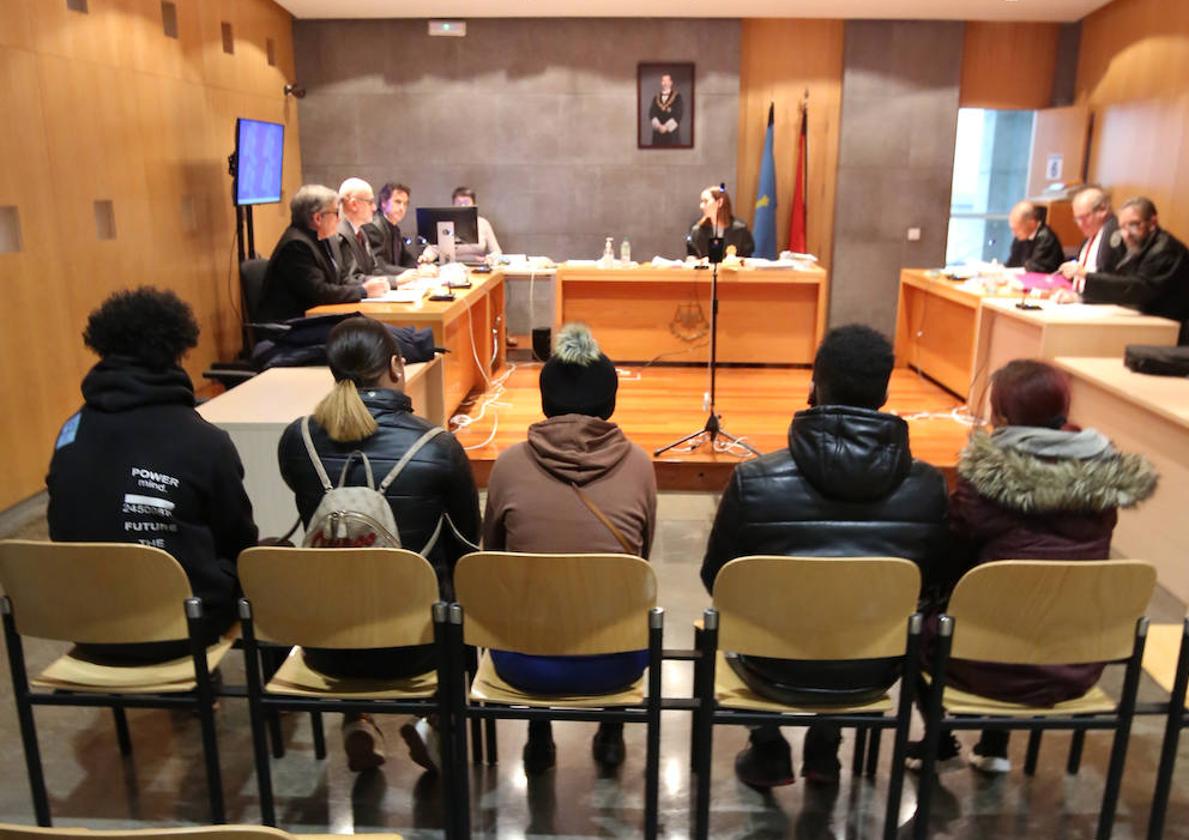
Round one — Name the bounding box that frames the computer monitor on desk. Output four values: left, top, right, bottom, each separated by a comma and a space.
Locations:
416, 206, 479, 264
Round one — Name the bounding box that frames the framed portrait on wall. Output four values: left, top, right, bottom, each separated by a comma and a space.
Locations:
638, 62, 694, 149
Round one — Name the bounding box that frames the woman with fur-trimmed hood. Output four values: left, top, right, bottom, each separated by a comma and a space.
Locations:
915, 359, 1158, 775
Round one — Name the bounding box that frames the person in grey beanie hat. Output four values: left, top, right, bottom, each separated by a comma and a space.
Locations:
484, 323, 656, 775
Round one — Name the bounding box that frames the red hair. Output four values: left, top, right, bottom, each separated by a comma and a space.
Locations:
989, 359, 1071, 429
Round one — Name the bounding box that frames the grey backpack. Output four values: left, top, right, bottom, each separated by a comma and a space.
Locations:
299, 415, 445, 550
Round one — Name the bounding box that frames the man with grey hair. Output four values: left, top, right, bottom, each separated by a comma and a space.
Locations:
1059, 185, 1127, 278
258, 184, 389, 322
334, 177, 390, 283
1006, 200, 1064, 274
1072, 196, 1189, 344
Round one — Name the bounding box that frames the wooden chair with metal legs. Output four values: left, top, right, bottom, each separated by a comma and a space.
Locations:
0, 540, 235, 826
236, 546, 464, 836
914, 560, 1157, 840
691, 556, 923, 840
0, 823, 403, 839
1142, 618, 1189, 840
448, 551, 664, 840
1029, 619, 1189, 784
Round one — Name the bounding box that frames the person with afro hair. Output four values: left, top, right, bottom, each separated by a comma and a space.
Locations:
46, 287, 258, 663
701, 324, 950, 788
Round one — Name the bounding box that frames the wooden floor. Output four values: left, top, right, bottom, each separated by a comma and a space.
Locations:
452, 362, 974, 490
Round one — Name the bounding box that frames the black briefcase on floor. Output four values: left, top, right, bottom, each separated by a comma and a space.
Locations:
1124, 344, 1189, 377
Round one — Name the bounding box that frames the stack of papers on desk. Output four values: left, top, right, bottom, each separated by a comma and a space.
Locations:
650, 257, 686, 268
367, 288, 426, 304
747, 257, 817, 270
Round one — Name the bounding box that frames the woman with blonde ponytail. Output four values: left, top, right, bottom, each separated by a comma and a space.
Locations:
278, 315, 481, 774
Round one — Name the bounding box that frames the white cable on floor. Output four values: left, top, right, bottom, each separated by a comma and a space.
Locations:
893, 405, 979, 427
450, 305, 517, 449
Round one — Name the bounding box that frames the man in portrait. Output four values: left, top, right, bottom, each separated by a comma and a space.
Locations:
648, 73, 684, 147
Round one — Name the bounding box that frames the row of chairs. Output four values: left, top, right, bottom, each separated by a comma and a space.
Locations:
0, 825, 401, 840
0, 540, 1185, 839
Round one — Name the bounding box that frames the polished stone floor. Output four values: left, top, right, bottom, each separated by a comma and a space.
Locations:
1, 492, 1187, 838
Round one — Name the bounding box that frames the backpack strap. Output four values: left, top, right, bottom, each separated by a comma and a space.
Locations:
337, 451, 376, 489
418, 511, 481, 558
377, 427, 447, 493
300, 416, 334, 492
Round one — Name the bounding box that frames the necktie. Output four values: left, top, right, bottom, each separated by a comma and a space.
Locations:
355, 229, 365, 250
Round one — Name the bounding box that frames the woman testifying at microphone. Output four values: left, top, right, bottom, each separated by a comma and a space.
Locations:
687, 184, 755, 259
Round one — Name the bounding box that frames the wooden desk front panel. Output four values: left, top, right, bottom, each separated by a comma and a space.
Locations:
1061, 363, 1189, 603
196, 361, 443, 537
894, 272, 982, 397
311, 272, 505, 418
558, 268, 825, 365
969, 302, 1180, 418
438, 275, 506, 415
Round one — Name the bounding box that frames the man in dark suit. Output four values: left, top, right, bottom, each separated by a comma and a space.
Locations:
257, 185, 388, 322
1006, 200, 1065, 274
334, 177, 386, 283
1059, 185, 1128, 280
1069, 197, 1189, 344
366, 182, 420, 274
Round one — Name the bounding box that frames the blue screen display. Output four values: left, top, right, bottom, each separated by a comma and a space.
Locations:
235, 118, 284, 205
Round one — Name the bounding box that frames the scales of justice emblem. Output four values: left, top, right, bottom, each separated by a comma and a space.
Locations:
670, 301, 709, 342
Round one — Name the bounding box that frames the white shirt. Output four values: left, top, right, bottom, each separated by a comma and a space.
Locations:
1074, 226, 1107, 293
1079, 226, 1106, 274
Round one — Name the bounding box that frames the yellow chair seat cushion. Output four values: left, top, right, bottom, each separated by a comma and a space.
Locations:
714, 651, 895, 714
32, 632, 237, 694
468, 650, 646, 708
264, 646, 437, 699
923, 672, 1116, 716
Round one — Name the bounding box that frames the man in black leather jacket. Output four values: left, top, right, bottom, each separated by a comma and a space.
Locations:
701, 324, 949, 787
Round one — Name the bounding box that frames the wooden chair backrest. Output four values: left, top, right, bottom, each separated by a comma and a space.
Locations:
0, 540, 192, 644
712, 556, 921, 660
238, 546, 440, 648
453, 552, 656, 655
0, 824, 291, 839
946, 560, 1157, 664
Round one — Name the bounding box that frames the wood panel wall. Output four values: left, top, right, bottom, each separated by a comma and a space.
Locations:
736, 19, 844, 268
1076, 0, 1189, 240
0, 0, 301, 510
959, 22, 1062, 110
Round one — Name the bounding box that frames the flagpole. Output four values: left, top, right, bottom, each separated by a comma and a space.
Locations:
788, 88, 809, 255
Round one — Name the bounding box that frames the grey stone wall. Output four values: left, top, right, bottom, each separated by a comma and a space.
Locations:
293, 18, 740, 262
828, 20, 963, 335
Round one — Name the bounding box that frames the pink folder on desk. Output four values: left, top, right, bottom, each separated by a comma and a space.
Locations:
1020, 272, 1073, 291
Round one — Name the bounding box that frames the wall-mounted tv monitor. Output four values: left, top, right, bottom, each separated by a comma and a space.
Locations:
234, 118, 284, 206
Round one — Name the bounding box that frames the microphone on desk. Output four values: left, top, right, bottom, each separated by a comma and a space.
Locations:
1015, 289, 1042, 311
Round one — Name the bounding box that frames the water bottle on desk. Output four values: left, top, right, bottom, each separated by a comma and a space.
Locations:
600, 237, 615, 268
620, 239, 631, 266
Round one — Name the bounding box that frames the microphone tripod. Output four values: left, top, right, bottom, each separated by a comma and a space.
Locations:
654, 236, 759, 458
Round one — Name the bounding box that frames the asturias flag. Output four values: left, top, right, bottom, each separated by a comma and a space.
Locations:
752, 103, 778, 259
